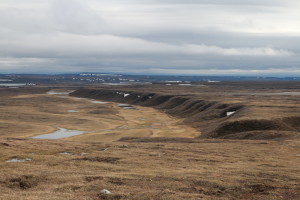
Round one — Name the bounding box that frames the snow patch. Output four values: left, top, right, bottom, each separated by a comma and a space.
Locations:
6, 158, 32, 163
31, 128, 87, 139
67, 110, 79, 113
226, 111, 236, 116
90, 100, 108, 104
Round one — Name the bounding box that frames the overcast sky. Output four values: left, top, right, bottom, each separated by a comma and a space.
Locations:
0, 0, 300, 75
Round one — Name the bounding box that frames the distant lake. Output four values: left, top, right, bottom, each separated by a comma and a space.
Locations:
0, 83, 27, 86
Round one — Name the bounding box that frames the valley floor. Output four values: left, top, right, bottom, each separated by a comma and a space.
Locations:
0, 86, 299, 199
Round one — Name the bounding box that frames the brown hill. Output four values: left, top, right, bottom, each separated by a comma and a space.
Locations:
70, 88, 300, 140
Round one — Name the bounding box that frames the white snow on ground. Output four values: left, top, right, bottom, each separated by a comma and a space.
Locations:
6, 158, 32, 163
226, 111, 236, 116
90, 100, 108, 104
31, 128, 87, 139
67, 110, 79, 113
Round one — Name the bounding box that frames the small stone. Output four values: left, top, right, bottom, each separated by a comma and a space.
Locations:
100, 189, 111, 195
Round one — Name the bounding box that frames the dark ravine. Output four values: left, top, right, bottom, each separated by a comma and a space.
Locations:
70, 88, 300, 140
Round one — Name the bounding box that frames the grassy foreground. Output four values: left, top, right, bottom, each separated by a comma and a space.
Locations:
0, 87, 299, 199
1, 138, 299, 200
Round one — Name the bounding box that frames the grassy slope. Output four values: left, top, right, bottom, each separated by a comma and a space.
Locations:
0, 86, 299, 199
0, 138, 299, 200
70, 83, 300, 139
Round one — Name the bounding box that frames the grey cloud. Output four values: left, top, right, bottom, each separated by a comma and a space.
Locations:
0, 31, 293, 57
93, 0, 290, 6
49, 0, 104, 34
0, 8, 49, 33
0, 0, 299, 75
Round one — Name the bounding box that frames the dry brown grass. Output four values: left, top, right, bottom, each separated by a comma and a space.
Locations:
0, 138, 299, 200
70, 83, 300, 139
0, 86, 299, 199
0, 88, 198, 141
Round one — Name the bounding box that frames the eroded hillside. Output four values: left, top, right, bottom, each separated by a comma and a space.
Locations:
71, 83, 300, 140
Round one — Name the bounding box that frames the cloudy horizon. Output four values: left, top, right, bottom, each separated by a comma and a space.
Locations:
0, 0, 300, 76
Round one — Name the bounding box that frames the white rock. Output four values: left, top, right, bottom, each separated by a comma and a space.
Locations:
100, 189, 111, 195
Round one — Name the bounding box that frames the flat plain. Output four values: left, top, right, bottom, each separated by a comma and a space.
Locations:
0, 82, 299, 200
